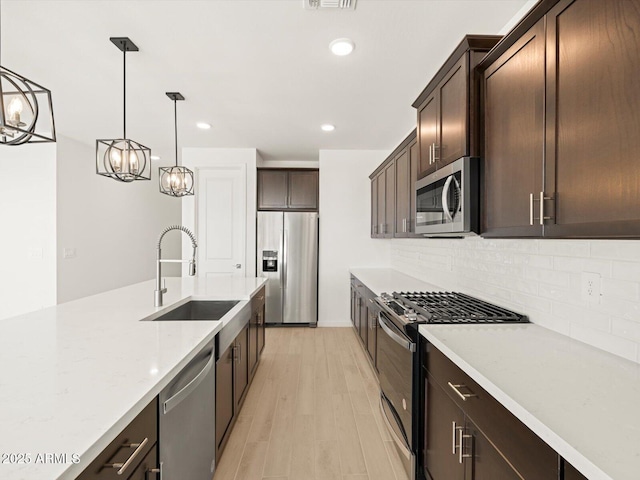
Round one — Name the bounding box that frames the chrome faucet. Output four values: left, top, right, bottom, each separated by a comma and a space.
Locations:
155, 225, 197, 307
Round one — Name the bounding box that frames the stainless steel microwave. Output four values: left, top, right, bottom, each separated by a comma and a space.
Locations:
415, 157, 479, 236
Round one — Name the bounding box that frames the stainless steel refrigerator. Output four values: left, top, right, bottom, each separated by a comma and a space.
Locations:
257, 212, 318, 326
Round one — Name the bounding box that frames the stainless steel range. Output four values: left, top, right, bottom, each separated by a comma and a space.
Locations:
374, 291, 528, 479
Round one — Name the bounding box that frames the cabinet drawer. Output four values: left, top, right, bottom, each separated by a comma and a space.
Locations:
76, 399, 158, 480
426, 344, 557, 479
252, 286, 265, 309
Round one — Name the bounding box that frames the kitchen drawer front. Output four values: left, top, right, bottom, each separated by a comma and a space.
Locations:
252, 286, 265, 310
76, 398, 158, 480
426, 344, 558, 479
126, 445, 158, 480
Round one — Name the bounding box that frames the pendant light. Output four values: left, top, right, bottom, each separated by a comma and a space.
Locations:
0, 1, 56, 145
159, 92, 194, 197
96, 37, 151, 182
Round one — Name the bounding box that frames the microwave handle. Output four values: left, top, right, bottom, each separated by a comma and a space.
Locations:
442, 175, 454, 223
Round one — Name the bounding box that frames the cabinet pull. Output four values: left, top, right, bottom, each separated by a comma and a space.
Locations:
539, 191, 554, 225
433, 143, 438, 163
529, 193, 534, 226
429, 144, 433, 165
148, 467, 161, 479
104, 437, 148, 475
451, 421, 457, 455
447, 382, 477, 401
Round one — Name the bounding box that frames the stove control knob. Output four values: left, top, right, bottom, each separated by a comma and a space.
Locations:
405, 310, 418, 322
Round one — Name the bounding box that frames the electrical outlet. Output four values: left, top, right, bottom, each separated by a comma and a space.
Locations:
581, 272, 601, 304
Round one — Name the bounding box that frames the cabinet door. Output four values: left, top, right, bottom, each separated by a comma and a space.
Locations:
384, 161, 396, 238
288, 170, 319, 210
257, 303, 265, 355
394, 149, 410, 237
358, 296, 368, 345
544, 0, 640, 237
215, 344, 234, 455
418, 92, 439, 178
408, 139, 419, 234
249, 310, 258, 377
371, 177, 378, 237
482, 19, 545, 237
258, 170, 288, 209
234, 325, 249, 409
438, 55, 468, 167
376, 171, 386, 237
366, 304, 377, 370
126, 445, 158, 480
465, 420, 521, 480
424, 374, 465, 480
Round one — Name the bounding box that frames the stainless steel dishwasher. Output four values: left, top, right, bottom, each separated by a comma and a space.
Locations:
159, 339, 216, 480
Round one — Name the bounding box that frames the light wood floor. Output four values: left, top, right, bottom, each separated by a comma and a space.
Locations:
213, 327, 410, 480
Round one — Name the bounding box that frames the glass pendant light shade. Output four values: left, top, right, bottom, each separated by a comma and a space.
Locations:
159, 92, 194, 197
0, 66, 56, 145
95, 37, 151, 182
96, 138, 151, 182
159, 165, 194, 196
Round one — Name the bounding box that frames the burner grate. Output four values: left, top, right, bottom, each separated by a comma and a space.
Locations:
393, 291, 527, 324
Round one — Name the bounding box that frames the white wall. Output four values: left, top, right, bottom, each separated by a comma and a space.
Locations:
56, 136, 181, 303
0, 144, 57, 320
181, 148, 258, 278
391, 238, 640, 364
318, 150, 392, 327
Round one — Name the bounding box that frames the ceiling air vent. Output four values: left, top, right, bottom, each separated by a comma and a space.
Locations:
304, 0, 357, 10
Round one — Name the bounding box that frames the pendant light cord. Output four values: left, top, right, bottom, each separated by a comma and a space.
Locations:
174, 98, 178, 167
123, 47, 126, 139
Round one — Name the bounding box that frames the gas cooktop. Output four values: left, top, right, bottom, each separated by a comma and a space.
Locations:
377, 291, 528, 325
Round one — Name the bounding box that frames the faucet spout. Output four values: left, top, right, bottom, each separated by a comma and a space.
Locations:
155, 225, 198, 307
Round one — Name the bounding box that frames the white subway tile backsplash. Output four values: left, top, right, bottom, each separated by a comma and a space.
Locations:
391, 237, 640, 364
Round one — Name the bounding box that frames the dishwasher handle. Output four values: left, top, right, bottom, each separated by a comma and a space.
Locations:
163, 350, 214, 414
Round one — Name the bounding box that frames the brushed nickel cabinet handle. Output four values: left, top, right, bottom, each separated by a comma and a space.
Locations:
529, 193, 534, 226
447, 382, 477, 401
451, 421, 457, 455
429, 143, 433, 165
540, 191, 554, 225
433, 143, 438, 163
104, 437, 149, 475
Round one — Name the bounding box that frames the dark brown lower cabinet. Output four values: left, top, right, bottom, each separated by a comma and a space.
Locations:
423, 343, 559, 480
366, 304, 377, 369
358, 295, 368, 346
76, 399, 158, 480
234, 324, 249, 408
215, 343, 234, 458
127, 445, 158, 480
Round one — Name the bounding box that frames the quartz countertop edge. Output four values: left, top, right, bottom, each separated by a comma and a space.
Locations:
0, 276, 266, 480
419, 324, 639, 480
349, 267, 443, 295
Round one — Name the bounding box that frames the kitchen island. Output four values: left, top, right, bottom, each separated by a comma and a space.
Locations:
0, 276, 266, 480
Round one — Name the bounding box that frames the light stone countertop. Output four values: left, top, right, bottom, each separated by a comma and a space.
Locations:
0, 276, 266, 480
420, 323, 640, 480
349, 267, 443, 295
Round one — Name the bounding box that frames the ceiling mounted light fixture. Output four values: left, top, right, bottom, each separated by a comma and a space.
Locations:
329, 38, 355, 56
96, 37, 151, 182
159, 92, 194, 197
321, 124, 335, 132
196, 122, 211, 130
0, 2, 56, 145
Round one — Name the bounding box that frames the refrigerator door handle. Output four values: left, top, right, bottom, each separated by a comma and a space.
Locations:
279, 231, 285, 289
283, 230, 288, 290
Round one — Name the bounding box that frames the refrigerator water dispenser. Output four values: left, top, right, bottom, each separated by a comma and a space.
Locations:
262, 250, 278, 272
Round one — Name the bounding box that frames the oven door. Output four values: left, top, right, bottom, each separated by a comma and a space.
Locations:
377, 310, 415, 456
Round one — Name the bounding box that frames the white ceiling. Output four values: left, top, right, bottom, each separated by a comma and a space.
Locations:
2, 0, 529, 162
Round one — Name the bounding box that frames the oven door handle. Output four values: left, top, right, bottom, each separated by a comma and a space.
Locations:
379, 394, 411, 460
378, 312, 416, 352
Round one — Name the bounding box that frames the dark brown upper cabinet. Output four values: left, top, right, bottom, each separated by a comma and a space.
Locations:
481, 19, 546, 237
479, 0, 640, 238
413, 35, 502, 180
257, 169, 318, 211
369, 130, 417, 238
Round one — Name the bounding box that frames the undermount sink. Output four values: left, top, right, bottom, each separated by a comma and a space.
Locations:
148, 300, 240, 321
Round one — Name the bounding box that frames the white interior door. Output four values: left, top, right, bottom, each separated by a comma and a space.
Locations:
196, 166, 246, 277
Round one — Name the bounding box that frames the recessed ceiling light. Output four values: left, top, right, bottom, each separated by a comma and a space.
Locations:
330, 38, 355, 56
196, 122, 211, 130
150, 155, 160, 161
321, 124, 336, 132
